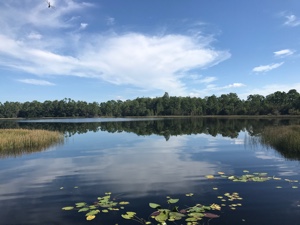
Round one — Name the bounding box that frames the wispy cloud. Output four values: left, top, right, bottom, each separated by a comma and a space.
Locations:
0, 32, 230, 96
189, 75, 217, 84
252, 62, 284, 73
274, 49, 294, 57
284, 14, 300, 27
17, 79, 55, 86
27, 32, 42, 40
189, 82, 246, 98
106, 17, 115, 26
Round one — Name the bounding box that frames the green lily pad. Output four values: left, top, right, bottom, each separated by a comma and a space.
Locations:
78, 207, 89, 212
167, 198, 179, 204
149, 203, 161, 209
121, 211, 136, 219
121, 214, 131, 219
169, 212, 185, 220
186, 217, 199, 222
86, 210, 100, 216
119, 201, 130, 205
62, 206, 74, 210
155, 209, 169, 223
75, 202, 86, 208
188, 212, 204, 218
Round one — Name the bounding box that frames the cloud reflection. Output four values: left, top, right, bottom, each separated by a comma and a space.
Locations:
0, 134, 225, 200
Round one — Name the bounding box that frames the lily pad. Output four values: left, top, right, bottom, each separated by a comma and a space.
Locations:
185, 193, 194, 197
121, 211, 136, 219
119, 201, 130, 205
149, 203, 161, 209
167, 198, 179, 204
78, 207, 89, 212
206, 175, 214, 179
62, 206, 74, 210
154, 209, 169, 223
75, 202, 86, 208
86, 210, 100, 216
86, 215, 95, 221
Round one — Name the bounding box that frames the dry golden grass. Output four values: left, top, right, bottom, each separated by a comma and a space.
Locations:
0, 129, 64, 158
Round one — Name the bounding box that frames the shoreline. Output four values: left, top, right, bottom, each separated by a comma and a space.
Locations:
1, 115, 300, 120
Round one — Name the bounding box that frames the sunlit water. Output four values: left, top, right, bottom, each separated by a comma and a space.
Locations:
0, 118, 299, 225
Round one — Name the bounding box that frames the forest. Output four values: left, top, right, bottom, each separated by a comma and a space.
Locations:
0, 89, 300, 118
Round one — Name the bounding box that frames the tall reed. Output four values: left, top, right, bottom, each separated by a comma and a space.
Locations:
260, 125, 300, 159
0, 129, 64, 158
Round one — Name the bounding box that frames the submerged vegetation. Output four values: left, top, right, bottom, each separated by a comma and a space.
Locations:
0, 129, 64, 157
62, 170, 299, 224
259, 125, 300, 160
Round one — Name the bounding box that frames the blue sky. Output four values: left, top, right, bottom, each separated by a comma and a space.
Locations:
0, 0, 300, 103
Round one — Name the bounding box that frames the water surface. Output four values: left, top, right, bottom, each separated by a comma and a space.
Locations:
0, 118, 299, 225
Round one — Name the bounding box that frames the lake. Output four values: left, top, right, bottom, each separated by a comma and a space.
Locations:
0, 118, 299, 225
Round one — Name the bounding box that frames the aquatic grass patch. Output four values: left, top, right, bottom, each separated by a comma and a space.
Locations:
0, 128, 64, 157
259, 125, 300, 159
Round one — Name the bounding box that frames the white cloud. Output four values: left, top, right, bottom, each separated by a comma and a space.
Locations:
238, 83, 300, 100
284, 14, 300, 27
274, 49, 294, 57
226, 83, 245, 88
0, 0, 230, 97
252, 62, 284, 73
18, 79, 55, 86
0, 32, 230, 96
27, 32, 42, 40
80, 23, 88, 29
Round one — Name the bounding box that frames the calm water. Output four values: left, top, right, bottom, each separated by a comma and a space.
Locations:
0, 118, 299, 225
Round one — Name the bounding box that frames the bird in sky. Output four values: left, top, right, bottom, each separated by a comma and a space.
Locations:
46, 1, 54, 8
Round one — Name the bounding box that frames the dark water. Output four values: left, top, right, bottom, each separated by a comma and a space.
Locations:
0, 118, 299, 225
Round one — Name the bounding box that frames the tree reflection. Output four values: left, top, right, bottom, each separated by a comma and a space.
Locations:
1, 118, 300, 159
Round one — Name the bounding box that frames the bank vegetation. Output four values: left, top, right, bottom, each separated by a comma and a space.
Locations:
0, 129, 64, 158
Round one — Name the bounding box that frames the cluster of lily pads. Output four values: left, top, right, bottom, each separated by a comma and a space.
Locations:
216, 192, 243, 210
62, 170, 299, 224
206, 170, 299, 188
62, 192, 223, 224
62, 192, 129, 221
122, 196, 222, 225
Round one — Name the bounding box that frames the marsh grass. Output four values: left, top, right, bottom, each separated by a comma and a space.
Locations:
0, 129, 64, 158
260, 125, 300, 159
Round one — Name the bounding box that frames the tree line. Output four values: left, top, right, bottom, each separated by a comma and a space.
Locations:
0, 89, 300, 118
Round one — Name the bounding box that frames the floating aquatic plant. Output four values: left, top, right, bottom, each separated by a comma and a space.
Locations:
146, 196, 222, 225
62, 192, 128, 221
208, 170, 300, 186
61, 170, 299, 224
